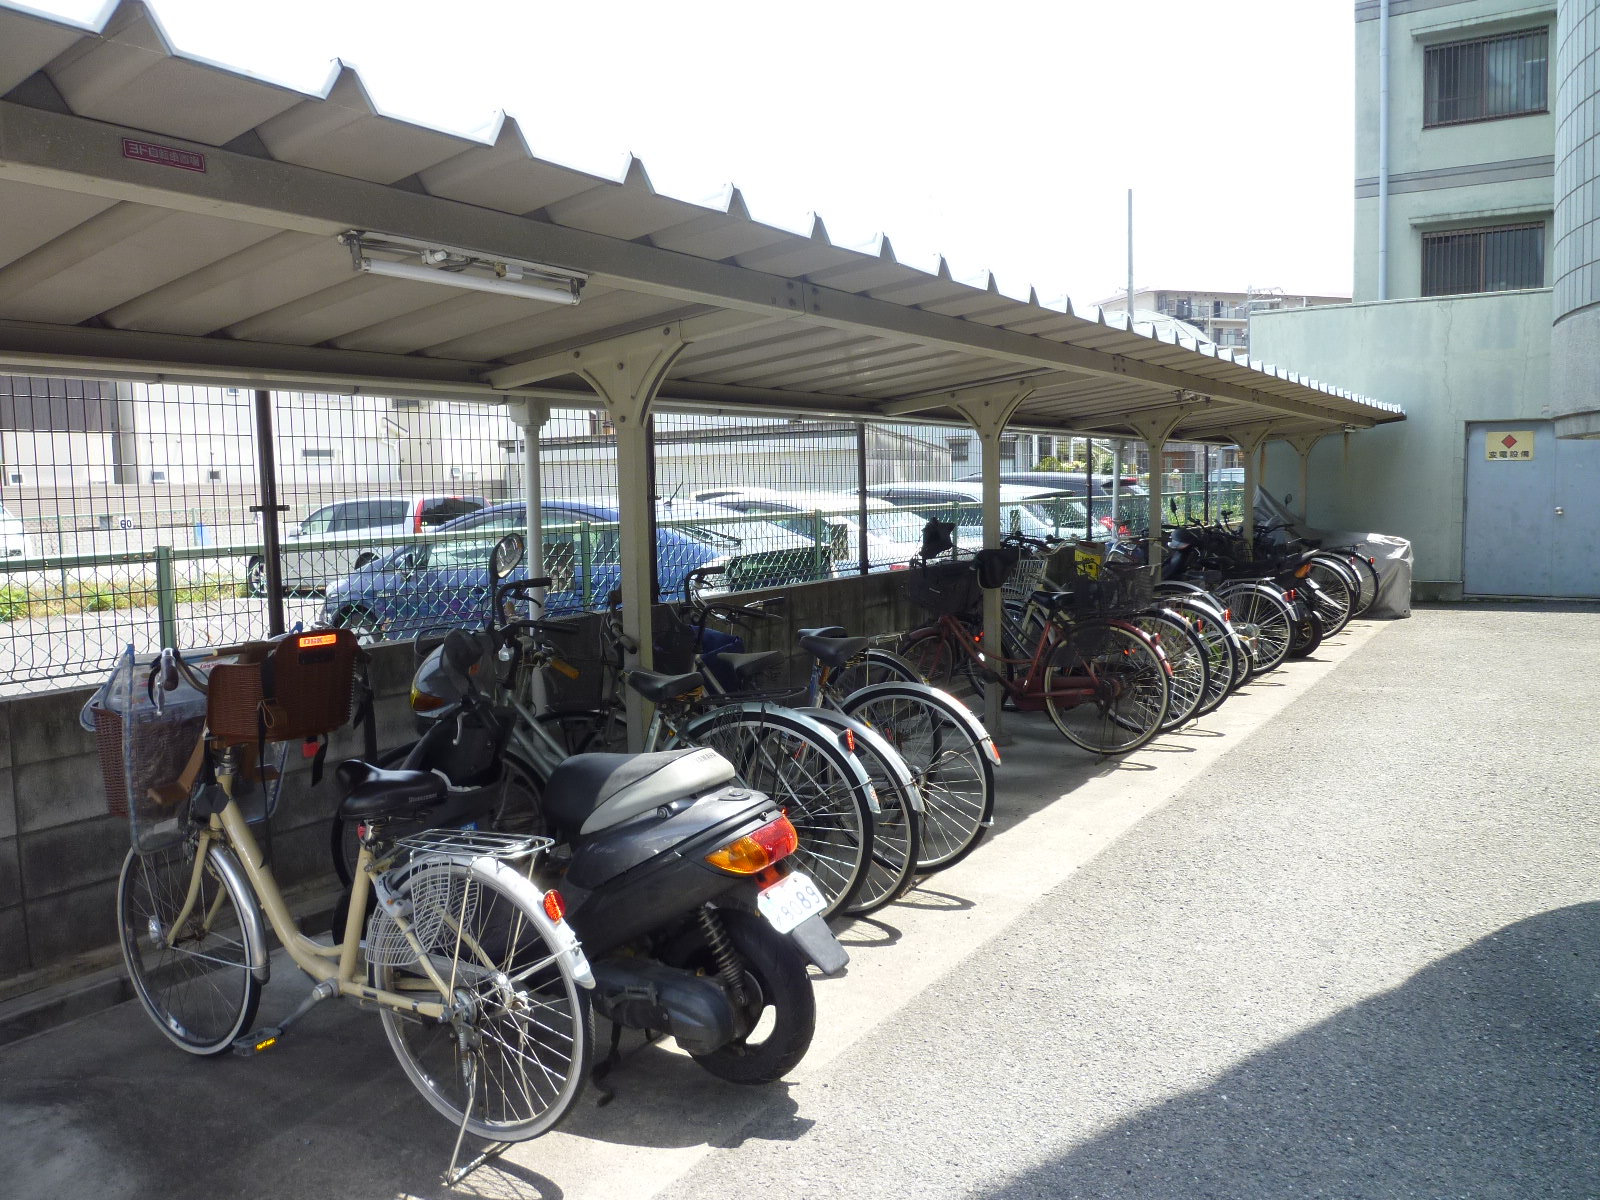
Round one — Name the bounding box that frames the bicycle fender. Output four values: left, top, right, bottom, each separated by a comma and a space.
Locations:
470, 856, 594, 989
794, 706, 922, 814
839, 682, 1001, 768
209, 845, 272, 985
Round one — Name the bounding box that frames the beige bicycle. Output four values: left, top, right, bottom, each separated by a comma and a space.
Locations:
99, 631, 594, 1179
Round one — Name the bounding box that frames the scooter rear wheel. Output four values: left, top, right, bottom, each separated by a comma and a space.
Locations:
685, 909, 815, 1085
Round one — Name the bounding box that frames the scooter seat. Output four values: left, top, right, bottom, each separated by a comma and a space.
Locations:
798, 634, 871, 671
335, 760, 448, 821
544, 748, 738, 837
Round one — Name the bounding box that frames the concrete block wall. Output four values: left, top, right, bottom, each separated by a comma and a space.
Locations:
0, 641, 417, 998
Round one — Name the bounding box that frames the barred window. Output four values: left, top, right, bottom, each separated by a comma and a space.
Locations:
1424, 28, 1547, 127
1421, 223, 1544, 296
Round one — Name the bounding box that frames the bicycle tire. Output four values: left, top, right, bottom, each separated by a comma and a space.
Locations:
376, 854, 593, 1142
1042, 619, 1171, 754
1215, 582, 1294, 676
896, 625, 981, 695
840, 683, 996, 873
1337, 552, 1380, 617
797, 707, 922, 916
1129, 609, 1209, 731
1303, 561, 1353, 636
535, 707, 629, 755
682, 705, 875, 917
1159, 596, 1239, 715
117, 842, 266, 1056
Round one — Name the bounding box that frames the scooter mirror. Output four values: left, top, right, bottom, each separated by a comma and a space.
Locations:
490, 533, 525, 584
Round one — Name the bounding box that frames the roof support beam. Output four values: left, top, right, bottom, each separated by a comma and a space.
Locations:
569, 327, 686, 751
1283, 433, 1327, 523
1224, 422, 1289, 544
487, 310, 768, 389
0, 101, 1384, 431
950, 383, 1034, 738
1121, 397, 1209, 573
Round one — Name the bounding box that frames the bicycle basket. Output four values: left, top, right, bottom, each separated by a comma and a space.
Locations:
1059, 560, 1154, 618
206, 629, 360, 746
973, 546, 1021, 589
904, 559, 982, 617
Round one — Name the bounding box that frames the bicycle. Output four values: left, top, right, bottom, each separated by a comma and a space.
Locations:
96, 634, 593, 1185
898, 548, 1172, 755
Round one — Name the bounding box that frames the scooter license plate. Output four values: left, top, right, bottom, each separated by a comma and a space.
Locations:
757, 872, 828, 934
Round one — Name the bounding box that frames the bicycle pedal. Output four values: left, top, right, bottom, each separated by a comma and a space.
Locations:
231, 1026, 285, 1057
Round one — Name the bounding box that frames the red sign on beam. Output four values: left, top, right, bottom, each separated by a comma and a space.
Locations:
121, 138, 207, 173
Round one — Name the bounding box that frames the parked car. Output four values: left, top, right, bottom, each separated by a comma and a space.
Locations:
692, 487, 926, 573
249, 494, 484, 595
0, 502, 33, 559
319, 498, 825, 643
863, 481, 1082, 548
956, 469, 1147, 499
1207, 467, 1246, 486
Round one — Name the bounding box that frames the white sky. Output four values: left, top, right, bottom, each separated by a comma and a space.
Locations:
30, 0, 1357, 304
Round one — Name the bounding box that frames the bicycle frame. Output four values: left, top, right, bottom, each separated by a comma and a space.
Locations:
930, 608, 1101, 713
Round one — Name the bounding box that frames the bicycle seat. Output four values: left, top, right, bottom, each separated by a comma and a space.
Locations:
334, 760, 447, 820
626, 668, 704, 703
544, 748, 738, 837
798, 634, 871, 671
706, 650, 783, 682
797, 625, 846, 639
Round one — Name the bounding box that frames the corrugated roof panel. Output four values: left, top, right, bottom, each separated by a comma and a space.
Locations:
716, 341, 958, 393
104, 232, 348, 334
328, 291, 534, 355
419, 285, 679, 361
255, 67, 477, 184
43, 3, 305, 145
0, 3, 90, 94
0, 177, 118, 266
644, 190, 796, 260
0, 205, 280, 325
542, 157, 709, 241
417, 119, 607, 216
673, 325, 876, 380
222, 274, 454, 344
732, 220, 861, 278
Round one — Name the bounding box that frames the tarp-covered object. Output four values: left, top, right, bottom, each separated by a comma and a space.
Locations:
1255, 491, 1413, 619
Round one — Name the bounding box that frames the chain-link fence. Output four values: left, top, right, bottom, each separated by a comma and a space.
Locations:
0, 375, 1253, 692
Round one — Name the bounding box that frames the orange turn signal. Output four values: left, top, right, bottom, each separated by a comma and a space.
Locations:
543, 890, 566, 922
705, 815, 800, 875
1294, 563, 1312, 578
410, 686, 449, 712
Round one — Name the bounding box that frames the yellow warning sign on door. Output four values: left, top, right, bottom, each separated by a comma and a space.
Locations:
1485, 430, 1534, 461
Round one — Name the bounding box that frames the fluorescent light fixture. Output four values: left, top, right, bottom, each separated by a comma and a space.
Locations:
340, 231, 584, 306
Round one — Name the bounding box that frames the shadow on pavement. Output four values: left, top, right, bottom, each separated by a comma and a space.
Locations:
983, 903, 1600, 1199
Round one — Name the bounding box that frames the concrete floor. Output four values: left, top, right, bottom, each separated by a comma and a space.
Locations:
2, 606, 1596, 1199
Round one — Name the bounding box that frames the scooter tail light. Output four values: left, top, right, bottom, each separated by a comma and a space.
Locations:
543, 890, 566, 922
705, 814, 799, 874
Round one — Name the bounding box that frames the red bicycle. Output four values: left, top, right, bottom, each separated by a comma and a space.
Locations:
898, 552, 1172, 755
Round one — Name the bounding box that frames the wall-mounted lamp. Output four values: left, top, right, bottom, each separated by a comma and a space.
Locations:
340, 232, 585, 306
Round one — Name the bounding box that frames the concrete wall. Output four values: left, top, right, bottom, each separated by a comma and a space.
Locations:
1253, 288, 1552, 594
0, 568, 918, 999
1355, 0, 1558, 300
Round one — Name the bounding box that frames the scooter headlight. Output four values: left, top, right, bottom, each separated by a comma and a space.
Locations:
410, 683, 450, 713
705, 814, 799, 875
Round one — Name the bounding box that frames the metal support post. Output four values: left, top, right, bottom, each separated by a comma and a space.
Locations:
856, 422, 869, 575
1111, 440, 1123, 534
250, 388, 286, 636
154, 544, 178, 648
507, 399, 550, 711
1285, 434, 1325, 523
1223, 422, 1279, 549
574, 328, 687, 751
1123, 398, 1205, 578
1084, 438, 1094, 540
951, 384, 1034, 740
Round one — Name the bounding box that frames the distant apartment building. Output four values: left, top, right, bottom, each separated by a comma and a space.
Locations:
1091, 287, 1350, 352
1252, 0, 1600, 600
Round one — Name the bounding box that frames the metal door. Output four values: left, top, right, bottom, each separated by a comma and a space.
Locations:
1463, 421, 1600, 597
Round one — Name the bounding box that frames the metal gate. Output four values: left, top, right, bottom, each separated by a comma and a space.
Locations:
1463, 421, 1600, 597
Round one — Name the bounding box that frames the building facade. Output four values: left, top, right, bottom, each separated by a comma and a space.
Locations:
1253, 0, 1600, 599
1091, 288, 1350, 352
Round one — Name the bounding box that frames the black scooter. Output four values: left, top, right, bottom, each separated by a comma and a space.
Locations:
333, 536, 847, 1086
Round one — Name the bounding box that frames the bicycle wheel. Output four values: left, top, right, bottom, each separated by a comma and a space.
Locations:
1338, 553, 1380, 617
377, 855, 593, 1142
1159, 596, 1237, 716
1304, 561, 1353, 636
117, 842, 265, 1056
798, 712, 920, 916
829, 647, 925, 694
1216, 583, 1293, 676
1288, 607, 1324, 658
896, 625, 981, 695
841, 683, 995, 873
1129, 609, 1209, 731
1043, 620, 1170, 754
535, 708, 628, 755
685, 706, 875, 916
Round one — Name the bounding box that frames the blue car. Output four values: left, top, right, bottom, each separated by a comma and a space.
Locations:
319, 498, 823, 643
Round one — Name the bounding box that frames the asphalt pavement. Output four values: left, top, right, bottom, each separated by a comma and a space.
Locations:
2, 605, 1596, 1199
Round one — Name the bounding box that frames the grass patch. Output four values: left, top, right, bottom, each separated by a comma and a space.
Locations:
0, 573, 249, 620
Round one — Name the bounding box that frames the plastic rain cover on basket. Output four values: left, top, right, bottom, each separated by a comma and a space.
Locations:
80, 646, 207, 854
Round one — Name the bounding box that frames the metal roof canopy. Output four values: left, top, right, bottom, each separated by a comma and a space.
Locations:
0, 0, 1401, 446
